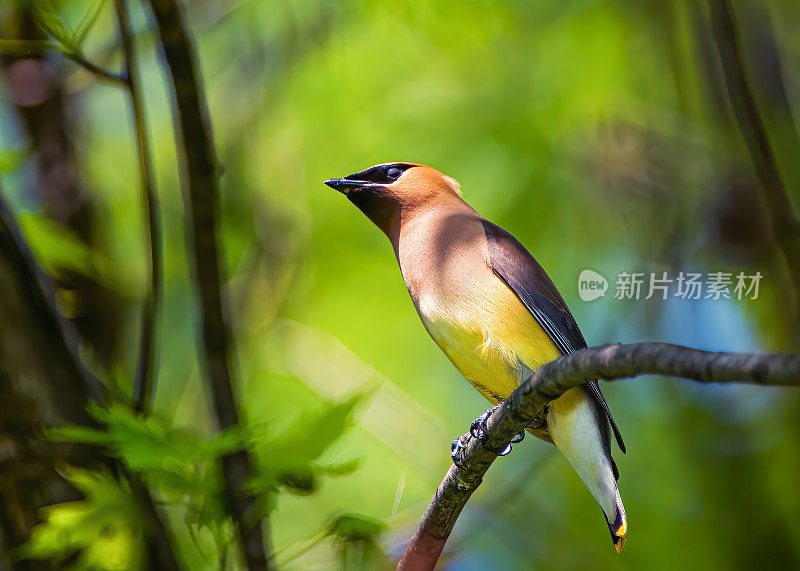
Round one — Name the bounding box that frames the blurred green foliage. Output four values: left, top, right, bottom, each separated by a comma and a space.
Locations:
2, 0, 800, 568
23, 394, 367, 567
18, 468, 145, 570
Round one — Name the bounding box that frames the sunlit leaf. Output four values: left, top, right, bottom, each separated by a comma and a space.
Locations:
0, 149, 28, 175
48, 403, 239, 536
49, 402, 243, 473
327, 513, 386, 543
251, 393, 365, 496
313, 458, 360, 476
17, 213, 96, 277
31, 0, 74, 49
278, 467, 315, 495
72, 0, 105, 48
17, 468, 143, 570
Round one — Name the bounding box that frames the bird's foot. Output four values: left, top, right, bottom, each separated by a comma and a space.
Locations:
469, 403, 502, 440
450, 404, 525, 468
450, 433, 471, 469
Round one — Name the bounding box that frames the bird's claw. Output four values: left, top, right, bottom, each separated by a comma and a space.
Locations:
451, 433, 471, 469
500, 431, 525, 455
451, 404, 526, 467
469, 403, 501, 440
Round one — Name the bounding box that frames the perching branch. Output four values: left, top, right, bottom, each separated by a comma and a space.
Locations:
708, 0, 800, 316
145, 0, 270, 568
398, 342, 800, 570
113, 0, 162, 415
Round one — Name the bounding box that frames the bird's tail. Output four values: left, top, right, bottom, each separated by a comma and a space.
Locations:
546, 386, 627, 552
606, 489, 627, 553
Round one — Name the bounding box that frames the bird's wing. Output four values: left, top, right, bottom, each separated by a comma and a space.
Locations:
481, 220, 626, 455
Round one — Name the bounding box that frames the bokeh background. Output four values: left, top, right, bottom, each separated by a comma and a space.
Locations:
2, 0, 800, 569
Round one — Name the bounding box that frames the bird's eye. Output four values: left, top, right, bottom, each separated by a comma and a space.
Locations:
386, 167, 403, 180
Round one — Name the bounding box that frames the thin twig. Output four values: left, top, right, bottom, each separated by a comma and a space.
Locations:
709, 0, 800, 317
144, 0, 270, 568
0, 39, 127, 85
113, 0, 162, 416
63, 49, 128, 85
398, 342, 800, 570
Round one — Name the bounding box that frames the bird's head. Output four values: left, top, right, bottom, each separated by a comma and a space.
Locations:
324, 162, 461, 240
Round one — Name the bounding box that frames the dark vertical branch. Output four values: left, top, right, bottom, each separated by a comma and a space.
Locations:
1, 7, 125, 368
0, 189, 179, 570
113, 0, 162, 415
144, 0, 269, 568
126, 470, 181, 570
0, 193, 99, 416
709, 0, 800, 315
110, 4, 178, 567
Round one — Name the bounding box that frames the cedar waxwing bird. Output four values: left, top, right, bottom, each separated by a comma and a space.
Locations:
324, 162, 627, 551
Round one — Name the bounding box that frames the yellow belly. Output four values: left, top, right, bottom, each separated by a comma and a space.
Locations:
419, 277, 562, 404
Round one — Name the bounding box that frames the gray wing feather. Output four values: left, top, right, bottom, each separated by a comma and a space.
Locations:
481, 220, 625, 459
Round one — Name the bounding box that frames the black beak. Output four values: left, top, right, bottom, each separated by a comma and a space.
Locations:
324, 178, 368, 194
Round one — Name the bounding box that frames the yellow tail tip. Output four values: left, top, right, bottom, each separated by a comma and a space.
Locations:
607, 504, 627, 552
613, 533, 627, 553
614, 519, 627, 538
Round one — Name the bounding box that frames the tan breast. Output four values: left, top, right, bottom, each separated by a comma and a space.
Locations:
397, 206, 561, 404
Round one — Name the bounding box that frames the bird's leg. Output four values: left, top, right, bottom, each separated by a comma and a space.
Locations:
450, 403, 526, 468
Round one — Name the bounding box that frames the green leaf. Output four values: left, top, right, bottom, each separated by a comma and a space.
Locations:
46, 424, 114, 445
17, 468, 144, 570
277, 468, 316, 495
48, 403, 240, 534
327, 513, 387, 543
51, 402, 244, 473
313, 458, 360, 476
251, 392, 366, 496
72, 0, 105, 48
0, 148, 29, 174
31, 1, 75, 50
192, 466, 228, 531
17, 213, 96, 277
